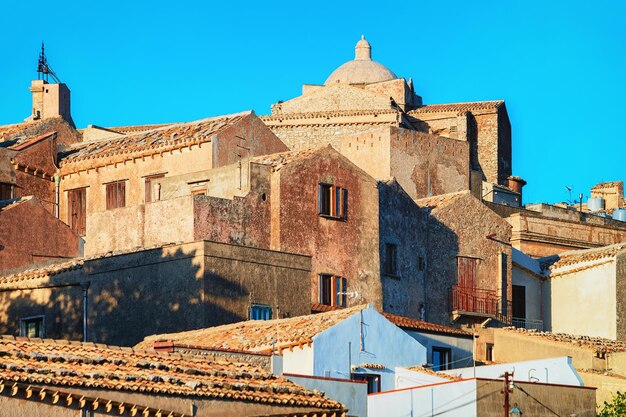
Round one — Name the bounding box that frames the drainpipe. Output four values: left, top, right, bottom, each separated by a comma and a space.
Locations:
80, 282, 90, 342
53, 172, 61, 218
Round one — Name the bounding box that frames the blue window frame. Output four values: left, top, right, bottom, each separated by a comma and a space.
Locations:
249, 304, 272, 320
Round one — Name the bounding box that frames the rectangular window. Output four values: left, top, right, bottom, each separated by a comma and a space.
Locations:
20, 316, 44, 338
249, 304, 272, 320
512, 285, 526, 319
384, 243, 398, 276
485, 343, 494, 362
67, 187, 87, 236
319, 274, 347, 307
432, 347, 452, 371
417, 256, 425, 272
105, 180, 126, 210
318, 183, 347, 219
0, 183, 12, 200
351, 373, 381, 394
145, 174, 164, 203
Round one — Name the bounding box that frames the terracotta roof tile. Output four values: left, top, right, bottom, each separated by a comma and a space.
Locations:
59, 112, 251, 172
0, 243, 185, 286
382, 312, 472, 337
502, 327, 626, 354
541, 242, 626, 273
137, 305, 368, 354
405, 366, 461, 380
0, 337, 342, 409
591, 181, 623, 190
409, 100, 504, 116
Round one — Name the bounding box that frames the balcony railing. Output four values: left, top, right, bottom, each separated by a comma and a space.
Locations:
449, 285, 511, 324
511, 317, 544, 331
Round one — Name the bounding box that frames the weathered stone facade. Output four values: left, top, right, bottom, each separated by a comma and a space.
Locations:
419, 192, 513, 326
341, 126, 469, 199
487, 201, 626, 257
0, 241, 311, 346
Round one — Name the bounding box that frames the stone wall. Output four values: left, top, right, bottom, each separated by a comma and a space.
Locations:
340, 127, 470, 200
273, 149, 381, 309
271, 84, 393, 114
616, 251, 626, 339
85, 195, 195, 256
268, 121, 395, 151
0, 241, 311, 347
424, 194, 513, 326
378, 180, 428, 319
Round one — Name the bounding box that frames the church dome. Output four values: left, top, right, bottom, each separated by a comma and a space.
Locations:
324, 36, 397, 86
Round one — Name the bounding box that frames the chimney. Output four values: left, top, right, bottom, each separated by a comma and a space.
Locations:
508, 176, 527, 204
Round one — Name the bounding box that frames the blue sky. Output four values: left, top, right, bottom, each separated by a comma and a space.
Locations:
1, 1, 623, 204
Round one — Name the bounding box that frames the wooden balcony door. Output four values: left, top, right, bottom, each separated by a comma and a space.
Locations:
457, 257, 477, 311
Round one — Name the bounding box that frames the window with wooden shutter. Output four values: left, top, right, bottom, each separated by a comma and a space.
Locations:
319, 274, 347, 307
68, 187, 87, 236
105, 181, 126, 210
318, 183, 347, 219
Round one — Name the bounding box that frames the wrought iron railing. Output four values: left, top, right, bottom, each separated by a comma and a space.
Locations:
449, 285, 512, 324
511, 317, 544, 331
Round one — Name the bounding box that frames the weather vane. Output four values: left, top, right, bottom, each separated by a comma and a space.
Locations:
37, 42, 61, 83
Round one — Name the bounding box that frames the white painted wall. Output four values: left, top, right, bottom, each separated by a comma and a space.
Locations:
395, 367, 450, 388
308, 306, 427, 392
368, 379, 478, 417
547, 262, 616, 339
512, 266, 543, 322
439, 356, 583, 386
283, 345, 314, 376
285, 374, 369, 417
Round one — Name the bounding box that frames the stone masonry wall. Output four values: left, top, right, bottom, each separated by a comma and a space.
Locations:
425, 194, 513, 326
0, 241, 311, 347
378, 180, 428, 320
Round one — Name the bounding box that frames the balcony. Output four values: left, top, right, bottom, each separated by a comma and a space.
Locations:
511, 317, 544, 331
449, 285, 511, 324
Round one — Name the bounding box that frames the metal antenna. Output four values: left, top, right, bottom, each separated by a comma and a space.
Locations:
37, 42, 61, 83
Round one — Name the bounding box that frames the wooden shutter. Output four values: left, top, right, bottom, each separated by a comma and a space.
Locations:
106, 183, 115, 210
117, 181, 126, 208
68, 188, 86, 236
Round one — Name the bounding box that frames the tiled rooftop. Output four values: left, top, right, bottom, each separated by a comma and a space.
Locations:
409, 100, 504, 115
406, 366, 461, 380
137, 305, 367, 354
0, 242, 185, 286
541, 242, 626, 272
502, 327, 626, 354
381, 312, 471, 337
0, 336, 341, 409
59, 112, 250, 171
591, 181, 623, 190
